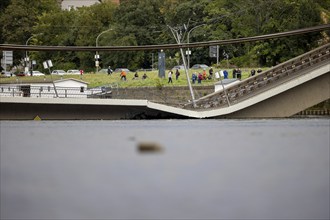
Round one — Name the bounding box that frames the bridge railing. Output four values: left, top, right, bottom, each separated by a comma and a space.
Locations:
0, 85, 97, 98
187, 43, 330, 109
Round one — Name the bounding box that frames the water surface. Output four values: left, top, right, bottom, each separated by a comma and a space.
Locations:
1, 119, 329, 219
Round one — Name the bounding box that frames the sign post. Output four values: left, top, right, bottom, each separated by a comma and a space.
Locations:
2, 51, 13, 71
43, 60, 58, 97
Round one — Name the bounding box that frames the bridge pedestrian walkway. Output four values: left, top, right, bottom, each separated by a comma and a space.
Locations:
185, 43, 330, 110
167, 43, 329, 118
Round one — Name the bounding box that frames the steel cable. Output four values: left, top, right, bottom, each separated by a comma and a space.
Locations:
0, 24, 329, 52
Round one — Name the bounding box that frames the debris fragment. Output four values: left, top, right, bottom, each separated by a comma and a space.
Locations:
137, 142, 163, 153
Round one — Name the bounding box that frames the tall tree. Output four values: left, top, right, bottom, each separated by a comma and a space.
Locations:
33, 1, 117, 71
205, 0, 326, 67
104, 0, 166, 69
0, 0, 11, 44
0, 0, 60, 66
1, 0, 328, 71
0, 0, 60, 44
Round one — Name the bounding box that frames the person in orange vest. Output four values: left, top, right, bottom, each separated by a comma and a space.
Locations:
120, 70, 127, 81
202, 68, 207, 80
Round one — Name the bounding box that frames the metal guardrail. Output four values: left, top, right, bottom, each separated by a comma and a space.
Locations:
0, 82, 122, 99
0, 85, 93, 98
186, 43, 330, 109
88, 83, 119, 99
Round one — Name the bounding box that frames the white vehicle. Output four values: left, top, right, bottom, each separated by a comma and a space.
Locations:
1, 71, 14, 77
114, 68, 131, 73
98, 69, 108, 73
172, 65, 185, 70
66, 70, 81, 75
51, 70, 66, 75
191, 64, 209, 69
27, 71, 45, 76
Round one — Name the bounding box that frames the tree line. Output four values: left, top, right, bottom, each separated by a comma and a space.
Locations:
1, 0, 329, 72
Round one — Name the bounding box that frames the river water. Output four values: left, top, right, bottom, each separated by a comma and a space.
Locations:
1, 119, 329, 219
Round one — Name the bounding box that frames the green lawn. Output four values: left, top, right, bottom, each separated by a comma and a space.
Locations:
0, 68, 268, 88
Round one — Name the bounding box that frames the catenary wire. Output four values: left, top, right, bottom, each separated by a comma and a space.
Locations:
0, 24, 329, 52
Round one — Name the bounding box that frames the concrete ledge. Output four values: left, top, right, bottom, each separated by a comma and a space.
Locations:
0, 96, 149, 106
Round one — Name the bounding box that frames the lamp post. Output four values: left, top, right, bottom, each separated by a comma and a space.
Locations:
187, 24, 206, 70
25, 36, 34, 74
43, 60, 58, 98
25, 34, 42, 75
168, 25, 196, 108
95, 28, 112, 73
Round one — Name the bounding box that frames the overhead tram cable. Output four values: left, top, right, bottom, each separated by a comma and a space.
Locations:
1, 24, 329, 52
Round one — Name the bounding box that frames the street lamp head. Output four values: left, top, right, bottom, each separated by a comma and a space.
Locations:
96, 28, 113, 47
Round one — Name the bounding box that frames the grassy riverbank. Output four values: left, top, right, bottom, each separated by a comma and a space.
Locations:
0, 68, 268, 88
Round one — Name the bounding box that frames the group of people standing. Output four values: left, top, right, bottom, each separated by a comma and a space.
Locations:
107, 65, 147, 81
168, 69, 180, 83
133, 72, 148, 80
190, 67, 263, 84
232, 68, 242, 79
108, 65, 263, 84
169, 68, 214, 84
232, 68, 262, 79
107, 65, 128, 81
192, 68, 227, 84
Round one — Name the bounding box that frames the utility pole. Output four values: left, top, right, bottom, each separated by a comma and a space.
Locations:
25, 33, 42, 75
95, 28, 112, 73
168, 25, 196, 108
216, 45, 219, 66
25, 36, 35, 74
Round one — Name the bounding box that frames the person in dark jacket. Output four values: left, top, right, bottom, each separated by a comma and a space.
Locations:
209, 68, 214, 78
250, 69, 256, 77
232, 68, 237, 78
198, 73, 203, 84
175, 69, 180, 80
236, 68, 242, 79
107, 66, 113, 75
192, 73, 197, 84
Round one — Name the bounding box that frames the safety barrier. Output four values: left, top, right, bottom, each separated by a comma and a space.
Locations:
0, 85, 93, 98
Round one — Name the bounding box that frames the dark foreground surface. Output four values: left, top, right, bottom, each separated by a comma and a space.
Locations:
1, 119, 329, 219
